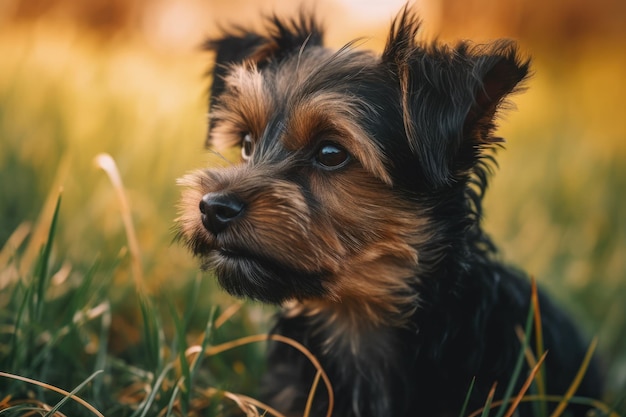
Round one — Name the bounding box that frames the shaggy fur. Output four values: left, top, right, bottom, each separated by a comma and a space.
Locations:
177, 7, 603, 417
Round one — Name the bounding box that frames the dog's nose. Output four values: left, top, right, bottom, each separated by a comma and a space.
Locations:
199, 192, 245, 234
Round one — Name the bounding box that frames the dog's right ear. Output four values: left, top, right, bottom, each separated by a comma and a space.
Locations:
202, 30, 267, 146
203, 15, 324, 147
203, 32, 266, 105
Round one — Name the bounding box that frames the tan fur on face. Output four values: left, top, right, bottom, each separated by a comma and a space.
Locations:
298, 167, 428, 328
209, 64, 272, 151
178, 159, 429, 330
178, 47, 430, 331
284, 91, 392, 185
208, 48, 393, 184
178, 165, 346, 273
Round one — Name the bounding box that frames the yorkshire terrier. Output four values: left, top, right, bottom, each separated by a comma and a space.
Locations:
177, 7, 603, 417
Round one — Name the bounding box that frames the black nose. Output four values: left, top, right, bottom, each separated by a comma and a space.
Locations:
199, 192, 245, 234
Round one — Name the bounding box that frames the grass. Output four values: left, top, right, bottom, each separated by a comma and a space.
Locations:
0, 188, 268, 416
1, 18, 625, 417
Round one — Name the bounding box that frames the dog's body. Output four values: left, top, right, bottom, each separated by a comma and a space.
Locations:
178, 8, 603, 416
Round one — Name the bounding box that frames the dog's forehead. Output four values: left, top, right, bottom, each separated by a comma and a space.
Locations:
215, 46, 395, 183
224, 46, 380, 108
273, 46, 376, 92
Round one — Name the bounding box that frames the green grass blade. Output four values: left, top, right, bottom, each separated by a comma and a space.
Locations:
133, 362, 175, 417
458, 377, 476, 417
34, 191, 62, 322
7, 283, 31, 372
480, 383, 498, 417
0, 405, 46, 415
169, 301, 191, 415
65, 256, 101, 322
43, 370, 103, 417
493, 301, 535, 417
165, 382, 182, 417
91, 301, 111, 407
191, 307, 218, 377
530, 278, 548, 417
139, 294, 163, 372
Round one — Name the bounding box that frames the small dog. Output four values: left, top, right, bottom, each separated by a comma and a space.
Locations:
177, 7, 603, 416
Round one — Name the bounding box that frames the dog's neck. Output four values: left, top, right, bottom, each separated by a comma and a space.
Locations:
278, 217, 497, 416
282, 286, 415, 416
284, 251, 420, 341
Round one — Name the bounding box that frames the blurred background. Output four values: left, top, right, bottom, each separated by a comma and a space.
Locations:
1, 0, 625, 413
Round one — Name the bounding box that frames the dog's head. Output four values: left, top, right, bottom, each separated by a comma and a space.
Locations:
177, 8, 529, 323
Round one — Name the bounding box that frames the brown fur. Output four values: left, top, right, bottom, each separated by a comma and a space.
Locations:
178, 160, 428, 328
177, 8, 603, 416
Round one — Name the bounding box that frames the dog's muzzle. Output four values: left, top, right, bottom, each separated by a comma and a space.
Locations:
199, 192, 245, 235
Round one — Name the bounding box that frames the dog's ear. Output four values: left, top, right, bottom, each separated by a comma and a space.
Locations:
203, 32, 267, 111
382, 9, 530, 187
203, 15, 324, 147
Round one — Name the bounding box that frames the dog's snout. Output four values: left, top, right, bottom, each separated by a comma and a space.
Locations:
199, 192, 245, 234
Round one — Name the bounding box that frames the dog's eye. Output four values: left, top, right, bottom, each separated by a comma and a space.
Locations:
316, 142, 350, 169
241, 133, 253, 161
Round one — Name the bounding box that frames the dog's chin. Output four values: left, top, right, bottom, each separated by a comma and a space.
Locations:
204, 250, 328, 304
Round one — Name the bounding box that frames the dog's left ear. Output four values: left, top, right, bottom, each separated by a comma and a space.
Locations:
203, 15, 323, 147
383, 10, 530, 187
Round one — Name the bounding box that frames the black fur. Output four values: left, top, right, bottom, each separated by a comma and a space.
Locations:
203, 14, 324, 145
188, 7, 604, 417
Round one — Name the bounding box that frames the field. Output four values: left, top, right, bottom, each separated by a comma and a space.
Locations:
1, 3, 625, 416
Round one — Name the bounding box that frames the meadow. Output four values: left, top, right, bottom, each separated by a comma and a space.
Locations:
0, 7, 625, 416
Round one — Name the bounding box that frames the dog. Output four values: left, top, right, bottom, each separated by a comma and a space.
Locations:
177, 6, 603, 416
